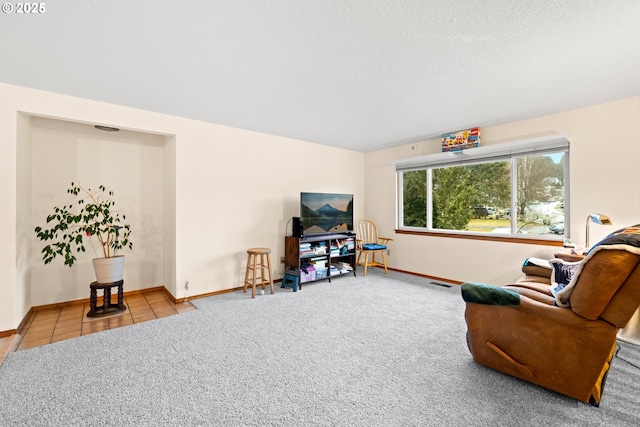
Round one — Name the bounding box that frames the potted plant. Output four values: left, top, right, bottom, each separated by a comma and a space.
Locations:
34, 182, 133, 283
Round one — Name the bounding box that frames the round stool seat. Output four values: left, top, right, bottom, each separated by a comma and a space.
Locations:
247, 247, 271, 255
244, 247, 274, 298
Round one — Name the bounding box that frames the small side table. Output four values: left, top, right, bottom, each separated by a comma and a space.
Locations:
87, 280, 127, 318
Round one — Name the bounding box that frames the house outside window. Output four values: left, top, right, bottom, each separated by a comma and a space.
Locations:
396, 136, 569, 239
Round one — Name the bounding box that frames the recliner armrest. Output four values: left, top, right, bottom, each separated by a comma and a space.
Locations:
461, 282, 520, 306
521, 257, 552, 278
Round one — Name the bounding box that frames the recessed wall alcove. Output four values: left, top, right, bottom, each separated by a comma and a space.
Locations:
18, 115, 177, 310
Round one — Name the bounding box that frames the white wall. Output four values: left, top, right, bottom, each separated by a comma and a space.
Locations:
0, 82, 365, 332
365, 96, 640, 285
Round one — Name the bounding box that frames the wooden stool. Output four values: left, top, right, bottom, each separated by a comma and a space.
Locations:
243, 248, 274, 298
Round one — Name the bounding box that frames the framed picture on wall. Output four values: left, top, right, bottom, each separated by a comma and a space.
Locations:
441, 127, 480, 152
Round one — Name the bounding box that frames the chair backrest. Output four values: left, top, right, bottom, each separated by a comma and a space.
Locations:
570, 249, 640, 326
356, 219, 378, 245
567, 224, 640, 327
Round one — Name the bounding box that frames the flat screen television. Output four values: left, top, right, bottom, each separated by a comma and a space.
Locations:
300, 192, 354, 236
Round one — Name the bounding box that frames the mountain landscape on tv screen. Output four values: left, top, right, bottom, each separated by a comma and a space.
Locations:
301, 199, 353, 234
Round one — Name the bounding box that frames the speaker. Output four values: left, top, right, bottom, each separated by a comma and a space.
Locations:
292, 217, 303, 238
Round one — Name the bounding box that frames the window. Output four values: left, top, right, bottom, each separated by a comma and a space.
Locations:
396, 136, 569, 239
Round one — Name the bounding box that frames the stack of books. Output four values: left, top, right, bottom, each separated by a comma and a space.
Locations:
330, 245, 340, 256
332, 261, 353, 274
300, 242, 313, 257
343, 238, 355, 252
314, 241, 327, 255
310, 257, 327, 270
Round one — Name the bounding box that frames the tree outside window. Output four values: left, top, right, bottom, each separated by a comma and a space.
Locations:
400, 152, 566, 237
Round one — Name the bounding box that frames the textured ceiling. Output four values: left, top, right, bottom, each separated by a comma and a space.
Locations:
1, 1, 639, 152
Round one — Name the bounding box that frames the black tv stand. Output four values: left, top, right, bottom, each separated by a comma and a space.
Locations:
302, 232, 355, 241
285, 233, 356, 285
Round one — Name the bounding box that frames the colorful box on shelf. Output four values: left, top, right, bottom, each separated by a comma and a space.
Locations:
300, 266, 316, 283
315, 268, 328, 279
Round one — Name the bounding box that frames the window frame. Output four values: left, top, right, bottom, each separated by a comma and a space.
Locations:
395, 135, 570, 242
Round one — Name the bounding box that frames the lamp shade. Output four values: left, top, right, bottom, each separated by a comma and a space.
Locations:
588, 213, 612, 226
586, 213, 613, 248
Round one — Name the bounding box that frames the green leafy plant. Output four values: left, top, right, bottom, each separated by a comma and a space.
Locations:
34, 183, 133, 267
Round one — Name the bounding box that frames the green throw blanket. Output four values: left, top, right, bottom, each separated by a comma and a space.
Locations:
461, 282, 520, 306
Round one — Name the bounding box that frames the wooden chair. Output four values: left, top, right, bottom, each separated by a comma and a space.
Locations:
355, 219, 393, 276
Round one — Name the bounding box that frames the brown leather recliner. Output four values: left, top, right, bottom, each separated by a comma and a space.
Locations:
461, 226, 640, 406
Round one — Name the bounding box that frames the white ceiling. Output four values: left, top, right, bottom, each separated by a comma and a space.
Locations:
2, 1, 639, 152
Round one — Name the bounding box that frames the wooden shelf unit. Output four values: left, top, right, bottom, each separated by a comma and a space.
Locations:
284, 233, 357, 285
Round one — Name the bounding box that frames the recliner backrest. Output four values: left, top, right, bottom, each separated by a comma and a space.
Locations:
569, 249, 640, 323
599, 262, 640, 327
567, 224, 640, 325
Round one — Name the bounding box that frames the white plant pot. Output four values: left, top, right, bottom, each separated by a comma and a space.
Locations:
92, 256, 125, 283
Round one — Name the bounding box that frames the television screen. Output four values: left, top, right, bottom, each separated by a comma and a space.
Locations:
300, 192, 354, 236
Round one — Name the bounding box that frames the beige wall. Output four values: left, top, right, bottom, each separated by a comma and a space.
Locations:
2, 81, 638, 332
0, 83, 365, 331
365, 96, 640, 286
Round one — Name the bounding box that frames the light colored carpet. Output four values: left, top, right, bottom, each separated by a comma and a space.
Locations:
0, 269, 638, 426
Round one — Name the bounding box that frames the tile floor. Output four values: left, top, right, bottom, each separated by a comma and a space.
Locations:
9, 289, 196, 352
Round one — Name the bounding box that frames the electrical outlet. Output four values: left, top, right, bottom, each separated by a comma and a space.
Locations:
183, 279, 191, 304
386, 249, 391, 256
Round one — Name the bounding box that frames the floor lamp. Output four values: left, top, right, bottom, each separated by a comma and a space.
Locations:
585, 213, 613, 249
